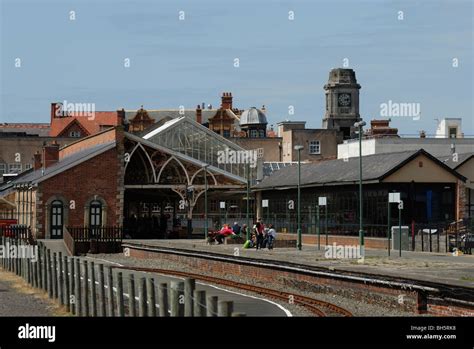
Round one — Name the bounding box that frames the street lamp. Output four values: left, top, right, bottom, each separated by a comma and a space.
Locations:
354, 120, 366, 257
246, 163, 251, 241
203, 164, 209, 241
294, 145, 304, 251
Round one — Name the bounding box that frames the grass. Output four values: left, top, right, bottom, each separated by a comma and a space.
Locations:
0, 269, 71, 316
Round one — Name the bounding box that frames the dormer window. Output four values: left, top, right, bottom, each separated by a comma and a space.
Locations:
69, 131, 81, 137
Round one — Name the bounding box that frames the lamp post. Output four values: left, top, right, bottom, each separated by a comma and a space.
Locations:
294, 145, 304, 251
246, 163, 251, 241
203, 164, 209, 241
354, 120, 366, 257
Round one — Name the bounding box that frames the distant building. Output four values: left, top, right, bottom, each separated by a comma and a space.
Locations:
435, 118, 463, 138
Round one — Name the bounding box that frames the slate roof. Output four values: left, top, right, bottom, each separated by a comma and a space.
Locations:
437, 153, 474, 169
0, 123, 50, 137
254, 149, 466, 190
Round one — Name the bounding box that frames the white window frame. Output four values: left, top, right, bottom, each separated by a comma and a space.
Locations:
0, 163, 6, 174
24, 163, 33, 171
69, 131, 81, 137
309, 140, 321, 155
8, 163, 22, 173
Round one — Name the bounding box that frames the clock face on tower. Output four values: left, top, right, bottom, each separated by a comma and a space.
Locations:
338, 93, 351, 107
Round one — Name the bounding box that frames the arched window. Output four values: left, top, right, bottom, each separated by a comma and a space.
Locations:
89, 200, 102, 229
50, 200, 64, 238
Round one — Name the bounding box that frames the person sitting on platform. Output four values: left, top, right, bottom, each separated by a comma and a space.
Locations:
215, 224, 235, 244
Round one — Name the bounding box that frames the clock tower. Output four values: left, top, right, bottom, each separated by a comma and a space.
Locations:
322, 68, 361, 139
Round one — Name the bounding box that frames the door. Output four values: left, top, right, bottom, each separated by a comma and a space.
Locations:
50, 200, 64, 239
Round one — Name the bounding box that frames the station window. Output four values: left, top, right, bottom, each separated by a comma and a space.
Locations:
309, 140, 321, 155
8, 163, 22, 173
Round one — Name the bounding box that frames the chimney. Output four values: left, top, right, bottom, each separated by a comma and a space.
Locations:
42, 141, 60, 169
221, 92, 233, 110
33, 151, 42, 170
196, 104, 202, 124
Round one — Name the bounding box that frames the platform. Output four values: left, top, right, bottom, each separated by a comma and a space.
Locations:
123, 239, 474, 290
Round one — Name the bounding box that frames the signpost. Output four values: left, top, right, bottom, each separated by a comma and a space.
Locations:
388, 193, 402, 257
262, 199, 269, 225
318, 197, 327, 248
220, 201, 226, 225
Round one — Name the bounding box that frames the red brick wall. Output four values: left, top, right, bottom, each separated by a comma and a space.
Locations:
127, 246, 474, 316
36, 147, 121, 238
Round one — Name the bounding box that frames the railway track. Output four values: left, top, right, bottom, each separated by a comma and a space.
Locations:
114, 265, 353, 317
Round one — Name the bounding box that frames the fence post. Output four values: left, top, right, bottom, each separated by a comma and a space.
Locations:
184, 278, 195, 317
58, 252, 64, 306
70, 256, 76, 315
90, 262, 97, 317
128, 274, 136, 317
116, 272, 125, 317
83, 260, 89, 316
64, 256, 70, 313
98, 264, 106, 317
206, 296, 218, 317
47, 249, 53, 298
170, 281, 184, 317
158, 282, 169, 317
74, 258, 82, 316
147, 277, 157, 317
106, 266, 114, 317
138, 277, 147, 317
218, 301, 233, 317
52, 252, 58, 299
193, 290, 206, 317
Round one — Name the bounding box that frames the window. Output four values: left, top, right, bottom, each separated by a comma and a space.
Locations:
69, 131, 81, 137
0, 163, 6, 175
24, 164, 32, 171
250, 129, 258, 138
257, 148, 264, 159
50, 200, 64, 238
309, 140, 321, 154
449, 127, 457, 139
8, 163, 22, 173
89, 200, 102, 229
223, 129, 230, 138
259, 130, 265, 138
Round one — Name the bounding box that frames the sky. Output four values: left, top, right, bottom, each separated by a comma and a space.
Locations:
1, 0, 473, 135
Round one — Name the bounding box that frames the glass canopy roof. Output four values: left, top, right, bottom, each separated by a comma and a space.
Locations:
143, 116, 257, 180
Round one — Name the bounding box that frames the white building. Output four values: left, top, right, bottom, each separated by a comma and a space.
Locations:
435, 118, 463, 138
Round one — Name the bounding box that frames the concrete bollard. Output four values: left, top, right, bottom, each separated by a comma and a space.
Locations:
116, 272, 124, 317
138, 277, 147, 317
158, 282, 169, 317
74, 258, 82, 316
90, 262, 97, 317
128, 274, 136, 317
147, 277, 156, 317
193, 290, 206, 317
98, 264, 106, 317
64, 256, 70, 313
206, 296, 218, 317
82, 260, 89, 316
184, 278, 196, 317
106, 266, 114, 317
170, 281, 184, 317
218, 301, 233, 317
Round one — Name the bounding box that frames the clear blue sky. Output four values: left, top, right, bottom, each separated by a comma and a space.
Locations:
1, 0, 473, 135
